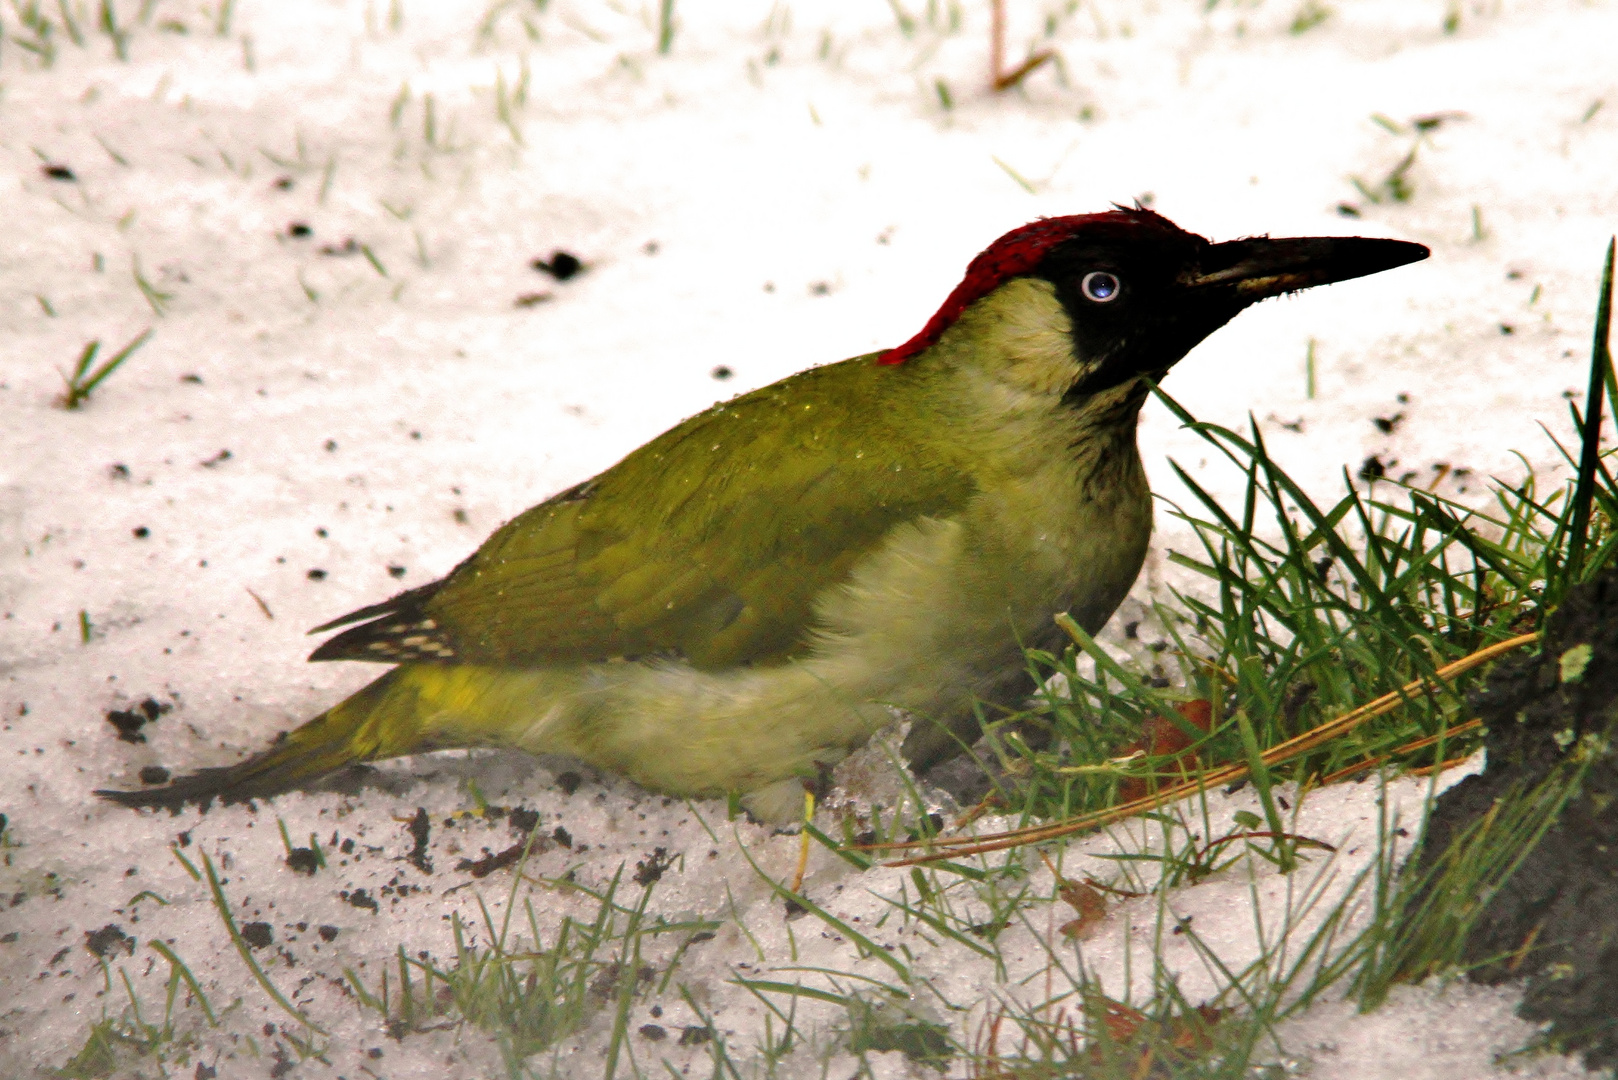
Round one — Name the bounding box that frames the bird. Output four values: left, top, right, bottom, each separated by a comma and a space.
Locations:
99, 207, 1428, 823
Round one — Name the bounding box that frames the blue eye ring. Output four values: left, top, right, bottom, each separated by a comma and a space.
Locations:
1081, 270, 1121, 302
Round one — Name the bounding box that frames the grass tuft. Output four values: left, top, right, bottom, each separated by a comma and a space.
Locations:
343, 827, 709, 1072
58, 327, 151, 409
55, 936, 218, 1078
1289, 0, 1331, 35
131, 255, 173, 315
97, 0, 126, 59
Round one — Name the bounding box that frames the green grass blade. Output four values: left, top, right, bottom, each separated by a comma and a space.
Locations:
1568, 237, 1616, 579
201, 853, 327, 1034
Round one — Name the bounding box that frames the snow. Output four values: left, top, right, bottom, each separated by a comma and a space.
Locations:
2, 0, 1615, 1076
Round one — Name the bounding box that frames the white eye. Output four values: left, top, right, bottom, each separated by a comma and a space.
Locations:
1081, 271, 1121, 302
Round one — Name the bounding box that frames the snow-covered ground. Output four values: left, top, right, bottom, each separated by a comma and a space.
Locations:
2, 1, 1615, 1076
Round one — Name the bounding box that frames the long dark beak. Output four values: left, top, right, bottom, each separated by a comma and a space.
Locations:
1186, 235, 1429, 300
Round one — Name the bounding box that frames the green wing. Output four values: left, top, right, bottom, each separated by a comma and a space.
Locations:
310, 355, 977, 671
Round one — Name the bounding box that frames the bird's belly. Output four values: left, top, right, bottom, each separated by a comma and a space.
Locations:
516, 459, 1152, 807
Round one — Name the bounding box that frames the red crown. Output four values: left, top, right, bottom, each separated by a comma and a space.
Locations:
879, 207, 1172, 365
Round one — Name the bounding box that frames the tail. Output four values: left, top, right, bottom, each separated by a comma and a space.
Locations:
97, 668, 438, 811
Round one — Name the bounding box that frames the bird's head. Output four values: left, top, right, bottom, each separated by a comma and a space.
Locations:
881, 207, 1428, 402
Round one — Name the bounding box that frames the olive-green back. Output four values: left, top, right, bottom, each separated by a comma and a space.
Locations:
311, 355, 977, 670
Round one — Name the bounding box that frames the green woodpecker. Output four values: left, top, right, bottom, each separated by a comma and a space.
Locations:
100, 208, 1427, 821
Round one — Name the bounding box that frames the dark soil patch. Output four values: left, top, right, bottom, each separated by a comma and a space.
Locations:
240, 922, 274, 949
105, 697, 171, 743
1417, 569, 1618, 1068
531, 250, 583, 281
285, 846, 321, 874
404, 806, 431, 874
342, 888, 379, 913
84, 924, 135, 958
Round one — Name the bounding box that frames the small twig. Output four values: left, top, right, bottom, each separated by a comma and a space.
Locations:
951, 789, 1007, 830
245, 587, 274, 620
1407, 754, 1474, 778
1082, 875, 1145, 900
1188, 830, 1337, 869
994, 52, 1054, 92
1317, 717, 1483, 785
990, 0, 1053, 92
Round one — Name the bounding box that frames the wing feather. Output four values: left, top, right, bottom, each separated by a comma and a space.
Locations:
309, 355, 976, 670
